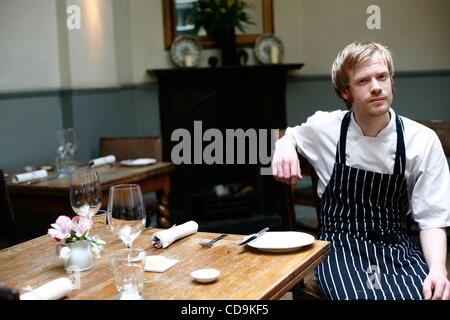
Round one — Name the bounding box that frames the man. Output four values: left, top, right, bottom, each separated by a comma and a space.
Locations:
272, 41, 450, 300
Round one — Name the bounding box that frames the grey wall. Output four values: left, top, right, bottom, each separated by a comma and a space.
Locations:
1, 71, 449, 171
287, 71, 450, 126
0, 86, 160, 170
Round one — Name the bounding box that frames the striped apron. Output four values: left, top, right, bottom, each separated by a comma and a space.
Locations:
315, 111, 429, 300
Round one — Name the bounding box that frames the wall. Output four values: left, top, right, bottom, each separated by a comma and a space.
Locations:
298, 0, 450, 75
1, 0, 449, 172
0, 0, 61, 91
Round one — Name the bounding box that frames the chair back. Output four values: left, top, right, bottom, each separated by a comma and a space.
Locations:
276, 129, 321, 232
99, 136, 163, 161
0, 169, 18, 246
417, 120, 450, 156
282, 155, 321, 231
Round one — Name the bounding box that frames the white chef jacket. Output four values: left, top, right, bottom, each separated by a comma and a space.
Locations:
285, 108, 450, 230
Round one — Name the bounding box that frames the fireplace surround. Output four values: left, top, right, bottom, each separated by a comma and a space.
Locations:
149, 64, 303, 233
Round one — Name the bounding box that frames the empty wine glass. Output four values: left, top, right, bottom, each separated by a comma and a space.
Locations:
107, 184, 146, 250
70, 169, 102, 219
56, 128, 77, 174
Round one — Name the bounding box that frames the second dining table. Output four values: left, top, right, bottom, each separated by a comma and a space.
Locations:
6, 161, 175, 228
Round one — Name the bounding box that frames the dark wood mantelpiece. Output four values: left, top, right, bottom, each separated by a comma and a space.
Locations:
148, 64, 304, 78
148, 63, 304, 161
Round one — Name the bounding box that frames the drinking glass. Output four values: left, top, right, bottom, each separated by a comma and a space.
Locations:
107, 184, 146, 250
70, 169, 102, 219
56, 128, 77, 173
109, 249, 145, 300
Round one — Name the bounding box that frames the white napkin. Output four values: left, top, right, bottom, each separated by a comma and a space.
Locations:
144, 255, 180, 272
151, 221, 198, 248
12, 169, 48, 184
20, 277, 73, 300
89, 155, 116, 168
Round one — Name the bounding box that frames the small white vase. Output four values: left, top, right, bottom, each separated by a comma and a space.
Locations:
63, 240, 93, 272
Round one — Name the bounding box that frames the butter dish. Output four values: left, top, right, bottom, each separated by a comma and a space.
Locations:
144, 255, 179, 272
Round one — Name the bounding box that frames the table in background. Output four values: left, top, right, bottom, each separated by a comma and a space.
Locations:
6, 162, 175, 228
0, 221, 330, 300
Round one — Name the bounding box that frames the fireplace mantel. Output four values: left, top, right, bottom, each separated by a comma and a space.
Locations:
148, 63, 304, 233
148, 64, 303, 78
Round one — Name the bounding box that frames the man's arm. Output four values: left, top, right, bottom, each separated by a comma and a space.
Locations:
420, 227, 450, 300
272, 134, 302, 185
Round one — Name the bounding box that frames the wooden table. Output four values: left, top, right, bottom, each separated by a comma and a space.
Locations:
0, 221, 330, 300
6, 162, 175, 228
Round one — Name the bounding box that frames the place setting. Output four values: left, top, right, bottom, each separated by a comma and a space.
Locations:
238, 227, 315, 253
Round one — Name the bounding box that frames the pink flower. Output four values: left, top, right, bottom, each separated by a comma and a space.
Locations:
72, 216, 93, 237
48, 215, 72, 242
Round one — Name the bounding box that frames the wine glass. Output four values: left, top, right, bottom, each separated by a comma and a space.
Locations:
56, 128, 77, 174
107, 184, 146, 250
70, 169, 102, 219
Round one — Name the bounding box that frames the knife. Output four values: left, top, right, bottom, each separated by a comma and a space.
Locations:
238, 227, 270, 246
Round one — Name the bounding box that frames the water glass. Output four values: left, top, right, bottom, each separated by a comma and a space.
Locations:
109, 249, 146, 300
107, 184, 146, 250
70, 169, 102, 219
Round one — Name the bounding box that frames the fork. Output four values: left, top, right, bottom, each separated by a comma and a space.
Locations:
199, 234, 227, 248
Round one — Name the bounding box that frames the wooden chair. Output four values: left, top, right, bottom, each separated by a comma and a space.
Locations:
281, 154, 324, 300
277, 129, 321, 233
99, 136, 163, 162
99, 136, 163, 226
417, 120, 450, 156
0, 168, 18, 247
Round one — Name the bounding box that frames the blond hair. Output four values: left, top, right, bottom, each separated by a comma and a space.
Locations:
331, 41, 394, 108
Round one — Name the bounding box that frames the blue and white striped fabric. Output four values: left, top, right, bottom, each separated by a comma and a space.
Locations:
316, 111, 428, 300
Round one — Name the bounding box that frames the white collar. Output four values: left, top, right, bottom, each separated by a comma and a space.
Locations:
350, 108, 396, 138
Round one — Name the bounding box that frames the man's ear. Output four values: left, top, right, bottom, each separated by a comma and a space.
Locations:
341, 88, 350, 101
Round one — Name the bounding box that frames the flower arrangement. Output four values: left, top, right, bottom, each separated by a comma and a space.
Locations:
192, 0, 254, 36
48, 215, 105, 260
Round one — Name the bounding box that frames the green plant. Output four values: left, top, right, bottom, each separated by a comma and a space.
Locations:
192, 0, 254, 35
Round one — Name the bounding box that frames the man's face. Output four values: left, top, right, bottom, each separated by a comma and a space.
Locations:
341, 52, 393, 119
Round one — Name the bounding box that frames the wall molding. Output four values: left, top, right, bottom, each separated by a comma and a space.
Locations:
288, 69, 450, 82
1, 69, 449, 99
0, 83, 158, 100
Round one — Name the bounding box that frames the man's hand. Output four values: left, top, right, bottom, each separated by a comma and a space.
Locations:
423, 268, 450, 300
420, 227, 450, 300
271, 135, 302, 185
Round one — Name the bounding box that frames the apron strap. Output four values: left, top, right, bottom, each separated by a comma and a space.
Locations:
393, 115, 406, 175
336, 111, 352, 164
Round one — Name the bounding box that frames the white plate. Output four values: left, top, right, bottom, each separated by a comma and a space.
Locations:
120, 158, 156, 166
191, 268, 220, 283
244, 231, 315, 253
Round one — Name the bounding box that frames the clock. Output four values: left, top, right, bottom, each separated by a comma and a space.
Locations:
170, 36, 202, 68
254, 34, 284, 65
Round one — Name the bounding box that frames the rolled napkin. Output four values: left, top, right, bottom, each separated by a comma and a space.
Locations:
20, 277, 73, 300
89, 155, 116, 168
12, 169, 48, 184
151, 221, 198, 248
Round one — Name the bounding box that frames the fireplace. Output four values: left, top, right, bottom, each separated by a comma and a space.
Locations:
149, 64, 303, 233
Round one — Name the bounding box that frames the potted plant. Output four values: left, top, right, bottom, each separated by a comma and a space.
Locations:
192, 0, 254, 66
48, 215, 105, 271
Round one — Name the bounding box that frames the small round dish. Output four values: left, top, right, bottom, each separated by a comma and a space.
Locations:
190, 268, 220, 283
170, 35, 202, 68
254, 33, 284, 65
